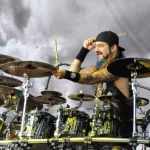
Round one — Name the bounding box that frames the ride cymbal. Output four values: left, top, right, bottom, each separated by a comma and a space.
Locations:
41, 90, 62, 97
98, 95, 119, 102
1, 61, 57, 78
36, 95, 66, 105
0, 76, 22, 87
107, 58, 150, 78
68, 93, 95, 101
0, 54, 20, 65
125, 97, 149, 106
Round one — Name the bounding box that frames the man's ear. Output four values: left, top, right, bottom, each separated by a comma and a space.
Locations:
111, 44, 117, 52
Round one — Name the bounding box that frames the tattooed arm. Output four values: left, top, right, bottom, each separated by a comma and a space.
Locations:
78, 68, 117, 84
51, 67, 117, 85
79, 66, 97, 74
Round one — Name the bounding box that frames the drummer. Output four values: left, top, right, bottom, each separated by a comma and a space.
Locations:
50, 31, 133, 149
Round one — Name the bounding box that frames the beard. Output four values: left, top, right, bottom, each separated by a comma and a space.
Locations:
96, 58, 106, 68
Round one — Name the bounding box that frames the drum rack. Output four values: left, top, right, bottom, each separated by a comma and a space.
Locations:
0, 137, 150, 145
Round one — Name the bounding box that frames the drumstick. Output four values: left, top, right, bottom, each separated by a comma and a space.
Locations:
54, 38, 59, 67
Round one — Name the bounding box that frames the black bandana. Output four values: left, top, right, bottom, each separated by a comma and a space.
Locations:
95, 31, 125, 51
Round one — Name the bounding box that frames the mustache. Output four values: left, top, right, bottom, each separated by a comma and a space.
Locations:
97, 51, 103, 55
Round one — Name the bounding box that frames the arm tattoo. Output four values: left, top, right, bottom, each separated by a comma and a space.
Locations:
79, 68, 117, 84
79, 66, 97, 74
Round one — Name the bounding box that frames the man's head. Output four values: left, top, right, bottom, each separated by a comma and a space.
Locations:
94, 31, 125, 60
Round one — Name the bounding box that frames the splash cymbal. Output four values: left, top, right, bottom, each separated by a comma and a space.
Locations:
68, 93, 95, 101
41, 90, 62, 97
107, 58, 150, 78
36, 95, 66, 105
0, 54, 20, 65
126, 97, 149, 106
0, 76, 22, 87
1, 61, 57, 78
98, 95, 119, 102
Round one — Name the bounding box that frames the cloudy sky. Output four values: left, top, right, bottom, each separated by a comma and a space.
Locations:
0, 0, 150, 149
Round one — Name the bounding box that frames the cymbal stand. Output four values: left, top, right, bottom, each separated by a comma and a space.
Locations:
18, 73, 32, 138
131, 71, 138, 138
54, 105, 63, 137
89, 100, 99, 137
131, 71, 138, 150
75, 90, 84, 109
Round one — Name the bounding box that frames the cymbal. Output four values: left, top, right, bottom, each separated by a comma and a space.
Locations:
17, 95, 43, 111
68, 94, 95, 101
99, 95, 119, 102
107, 58, 150, 78
0, 76, 22, 87
41, 90, 62, 97
125, 119, 146, 126
0, 85, 43, 111
136, 119, 146, 126
1, 61, 57, 78
126, 97, 149, 106
36, 95, 66, 105
0, 85, 21, 96
0, 54, 20, 65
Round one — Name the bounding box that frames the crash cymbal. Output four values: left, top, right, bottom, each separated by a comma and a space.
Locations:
36, 95, 66, 105
1, 61, 57, 78
107, 58, 150, 78
0, 76, 22, 87
98, 95, 119, 102
0, 54, 20, 65
0, 85, 43, 111
68, 93, 95, 101
126, 97, 149, 106
41, 90, 62, 97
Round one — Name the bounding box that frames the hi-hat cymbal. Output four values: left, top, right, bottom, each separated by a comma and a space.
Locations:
68, 94, 95, 101
0, 76, 22, 87
1, 61, 57, 78
126, 97, 149, 106
0, 54, 20, 65
41, 90, 62, 97
36, 95, 66, 105
0, 85, 43, 111
98, 95, 119, 102
107, 58, 150, 78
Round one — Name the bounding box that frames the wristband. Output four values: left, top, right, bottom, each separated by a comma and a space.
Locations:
64, 70, 80, 82
76, 47, 89, 62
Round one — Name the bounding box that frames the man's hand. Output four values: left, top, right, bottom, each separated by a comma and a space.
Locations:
50, 68, 66, 79
83, 37, 95, 51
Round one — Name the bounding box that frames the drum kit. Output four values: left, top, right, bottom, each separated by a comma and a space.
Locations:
0, 55, 150, 149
